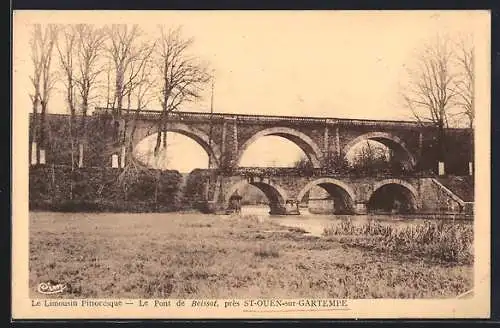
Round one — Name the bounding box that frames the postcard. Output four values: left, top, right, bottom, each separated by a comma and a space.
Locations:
12, 10, 490, 319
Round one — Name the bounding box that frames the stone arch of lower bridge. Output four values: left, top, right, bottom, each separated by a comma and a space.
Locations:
133, 122, 222, 168
225, 178, 294, 215
295, 177, 357, 214
367, 179, 420, 213
343, 132, 417, 171
236, 127, 323, 168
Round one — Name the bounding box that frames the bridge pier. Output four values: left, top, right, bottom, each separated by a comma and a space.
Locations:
354, 202, 368, 215
268, 206, 287, 215
268, 200, 300, 215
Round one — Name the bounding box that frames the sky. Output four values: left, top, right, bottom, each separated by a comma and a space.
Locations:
13, 11, 489, 172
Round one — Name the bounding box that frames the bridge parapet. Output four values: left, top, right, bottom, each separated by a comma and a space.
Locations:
226, 167, 437, 179
93, 107, 438, 129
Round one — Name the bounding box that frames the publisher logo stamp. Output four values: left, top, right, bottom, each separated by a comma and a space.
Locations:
37, 282, 67, 295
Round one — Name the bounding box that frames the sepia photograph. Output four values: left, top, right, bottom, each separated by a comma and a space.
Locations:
12, 10, 490, 319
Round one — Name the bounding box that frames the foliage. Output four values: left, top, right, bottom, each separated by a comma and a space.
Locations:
347, 141, 407, 176
254, 245, 280, 258
29, 165, 182, 212
293, 156, 314, 173
240, 186, 269, 206
182, 169, 218, 206
323, 218, 473, 264
322, 153, 350, 174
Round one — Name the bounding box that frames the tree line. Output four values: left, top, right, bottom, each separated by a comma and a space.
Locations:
28, 24, 211, 169
28, 23, 211, 203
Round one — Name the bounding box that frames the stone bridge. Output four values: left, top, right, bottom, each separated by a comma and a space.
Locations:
29, 109, 474, 215
210, 171, 470, 215
94, 107, 472, 174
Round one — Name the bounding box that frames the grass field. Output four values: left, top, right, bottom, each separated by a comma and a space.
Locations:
29, 212, 473, 299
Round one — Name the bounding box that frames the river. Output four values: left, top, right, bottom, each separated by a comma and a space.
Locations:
240, 205, 472, 237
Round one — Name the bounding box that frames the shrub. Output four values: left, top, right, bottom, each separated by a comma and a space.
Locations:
29, 165, 183, 212
254, 245, 280, 258
323, 219, 473, 264
183, 169, 220, 205
287, 227, 308, 234
241, 214, 265, 223
323, 218, 356, 235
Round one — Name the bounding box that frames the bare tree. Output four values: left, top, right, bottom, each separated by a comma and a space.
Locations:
454, 36, 475, 175
121, 43, 157, 160
120, 39, 157, 145
29, 24, 58, 164
401, 35, 458, 167
39, 25, 59, 164
103, 23, 152, 175
117, 41, 158, 202
454, 37, 474, 129
74, 24, 107, 136
104, 60, 113, 108
28, 24, 44, 165
56, 24, 78, 170
153, 26, 211, 157
56, 24, 106, 168
104, 24, 143, 122
138, 26, 210, 206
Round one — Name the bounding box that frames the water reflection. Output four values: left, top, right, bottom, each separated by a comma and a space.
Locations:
240, 205, 472, 237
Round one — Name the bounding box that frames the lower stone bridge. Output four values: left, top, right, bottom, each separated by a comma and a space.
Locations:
207, 169, 471, 215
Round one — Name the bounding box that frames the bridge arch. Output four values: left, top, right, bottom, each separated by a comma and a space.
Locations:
344, 132, 416, 170
237, 127, 323, 168
137, 122, 222, 168
368, 179, 420, 213
226, 179, 289, 215
296, 178, 356, 214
